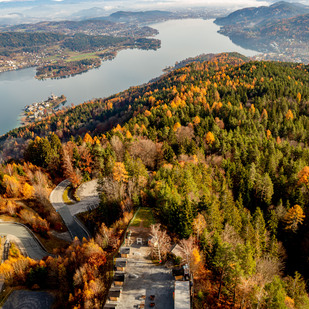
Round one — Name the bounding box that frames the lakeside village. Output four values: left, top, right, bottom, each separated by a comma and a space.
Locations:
20, 94, 66, 126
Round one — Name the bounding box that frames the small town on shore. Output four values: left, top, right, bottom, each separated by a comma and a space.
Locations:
20, 94, 66, 126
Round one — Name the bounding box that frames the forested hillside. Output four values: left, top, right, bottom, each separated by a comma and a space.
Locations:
215, 1, 309, 61
0, 31, 159, 55
2, 53, 309, 307
0, 32, 65, 54
215, 1, 309, 27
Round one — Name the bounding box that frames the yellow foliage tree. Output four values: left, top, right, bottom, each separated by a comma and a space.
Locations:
148, 96, 156, 105
250, 104, 255, 113
93, 136, 101, 145
114, 124, 123, 132
286, 109, 294, 120
125, 131, 132, 139
83, 133, 93, 144
173, 122, 181, 132
193, 116, 201, 125
205, 132, 215, 145
192, 248, 201, 265
113, 162, 128, 182
297, 92, 301, 103
144, 110, 152, 117
284, 205, 305, 232
22, 183, 34, 199
266, 130, 272, 140
3, 175, 20, 198
285, 296, 295, 309
261, 108, 268, 119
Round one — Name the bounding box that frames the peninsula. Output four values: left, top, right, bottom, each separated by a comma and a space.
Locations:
20, 94, 66, 125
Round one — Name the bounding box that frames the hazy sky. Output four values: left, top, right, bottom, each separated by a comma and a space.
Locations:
0, 0, 304, 24
0, 0, 272, 10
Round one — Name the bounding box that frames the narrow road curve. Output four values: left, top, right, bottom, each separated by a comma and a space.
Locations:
49, 180, 98, 241
0, 222, 50, 260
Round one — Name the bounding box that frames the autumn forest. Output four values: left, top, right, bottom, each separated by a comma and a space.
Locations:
1, 52, 309, 308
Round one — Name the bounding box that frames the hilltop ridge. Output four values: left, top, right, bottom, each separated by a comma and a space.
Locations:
215, 1, 309, 62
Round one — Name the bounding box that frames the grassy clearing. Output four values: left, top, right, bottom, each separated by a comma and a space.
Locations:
131, 207, 156, 228
65, 52, 99, 62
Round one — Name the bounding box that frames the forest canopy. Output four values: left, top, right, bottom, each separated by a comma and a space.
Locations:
2, 52, 309, 308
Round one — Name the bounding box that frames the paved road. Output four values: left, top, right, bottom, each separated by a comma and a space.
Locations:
2, 290, 54, 309
0, 223, 49, 260
50, 179, 96, 241
74, 180, 99, 215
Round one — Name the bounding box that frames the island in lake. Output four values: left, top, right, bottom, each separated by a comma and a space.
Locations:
20, 94, 66, 125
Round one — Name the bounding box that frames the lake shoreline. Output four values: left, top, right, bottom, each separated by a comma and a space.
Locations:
0, 19, 258, 136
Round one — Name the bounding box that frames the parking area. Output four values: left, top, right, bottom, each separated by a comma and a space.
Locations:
115, 243, 174, 309
2, 290, 54, 309
104, 224, 174, 309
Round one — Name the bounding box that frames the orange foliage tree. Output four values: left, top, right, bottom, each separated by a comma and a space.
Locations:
205, 132, 215, 145
298, 166, 309, 190
112, 162, 128, 183
284, 205, 305, 232
286, 109, 294, 120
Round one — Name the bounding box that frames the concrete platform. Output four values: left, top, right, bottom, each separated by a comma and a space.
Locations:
115, 245, 174, 309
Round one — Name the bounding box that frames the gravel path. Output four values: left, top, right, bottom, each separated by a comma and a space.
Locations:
0, 223, 49, 260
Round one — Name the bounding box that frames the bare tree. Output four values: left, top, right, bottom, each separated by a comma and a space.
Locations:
99, 176, 125, 204
221, 224, 243, 248
95, 223, 111, 249
149, 224, 171, 262
252, 255, 284, 308
179, 236, 199, 271
175, 126, 194, 144
129, 139, 157, 170
32, 170, 49, 205
110, 135, 124, 161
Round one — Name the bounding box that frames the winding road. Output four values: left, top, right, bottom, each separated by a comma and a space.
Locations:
0, 180, 99, 261
0, 222, 50, 260
49, 179, 99, 241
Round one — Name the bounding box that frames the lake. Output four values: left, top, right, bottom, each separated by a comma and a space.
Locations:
0, 19, 257, 136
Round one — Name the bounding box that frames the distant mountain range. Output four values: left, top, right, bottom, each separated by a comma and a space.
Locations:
2, 10, 175, 33
103, 10, 175, 23
3, 19, 158, 38
215, 1, 309, 27
215, 1, 309, 58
